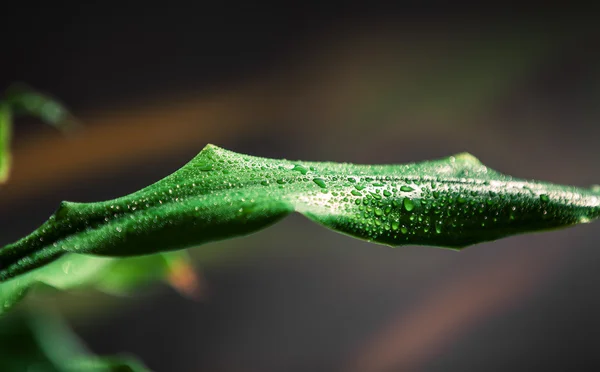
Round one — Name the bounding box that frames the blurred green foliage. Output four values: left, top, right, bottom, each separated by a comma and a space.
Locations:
0, 309, 149, 371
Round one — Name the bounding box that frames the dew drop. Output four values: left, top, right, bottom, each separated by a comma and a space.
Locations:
540, 194, 550, 202
292, 164, 308, 175
62, 261, 72, 274
400, 186, 414, 192
313, 178, 327, 188
403, 198, 415, 212
196, 162, 214, 171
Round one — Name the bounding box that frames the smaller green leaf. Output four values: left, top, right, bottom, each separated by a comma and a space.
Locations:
94, 251, 195, 296
0, 253, 116, 313
4, 83, 78, 130
0, 309, 150, 372
0, 83, 77, 184
0, 251, 193, 314
63, 356, 151, 372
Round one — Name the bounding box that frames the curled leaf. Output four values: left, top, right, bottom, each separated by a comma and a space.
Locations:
4, 83, 78, 131
0, 84, 77, 184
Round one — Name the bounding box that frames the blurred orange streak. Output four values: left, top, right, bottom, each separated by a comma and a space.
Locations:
166, 257, 205, 300
347, 245, 565, 372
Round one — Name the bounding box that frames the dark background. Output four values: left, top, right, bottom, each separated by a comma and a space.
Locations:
2, 5, 600, 372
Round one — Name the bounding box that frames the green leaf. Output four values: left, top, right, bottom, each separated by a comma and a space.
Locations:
3, 83, 77, 131
0, 309, 150, 372
0, 103, 11, 184
0, 83, 77, 184
0, 251, 186, 314
1, 144, 599, 313
94, 251, 195, 296
0, 253, 116, 313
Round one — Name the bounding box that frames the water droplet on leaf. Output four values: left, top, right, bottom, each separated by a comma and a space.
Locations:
403, 198, 415, 211
313, 178, 327, 188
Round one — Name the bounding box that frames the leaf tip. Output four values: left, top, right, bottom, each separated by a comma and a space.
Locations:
55, 200, 77, 219
452, 152, 482, 165
196, 143, 229, 160
201, 143, 223, 152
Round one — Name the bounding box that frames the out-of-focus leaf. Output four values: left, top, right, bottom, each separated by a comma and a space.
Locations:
0, 254, 116, 314
4, 83, 78, 131
162, 250, 203, 299
0, 103, 11, 184
64, 357, 150, 372
95, 251, 198, 296
0, 83, 77, 184
0, 251, 194, 314
0, 309, 150, 372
